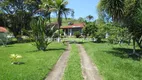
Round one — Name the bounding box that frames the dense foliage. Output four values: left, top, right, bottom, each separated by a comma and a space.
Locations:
74, 31, 81, 38
98, 0, 142, 53
40, 0, 74, 38
0, 0, 40, 39
0, 33, 8, 45
0, 0, 74, 42
30, 17, 58, 51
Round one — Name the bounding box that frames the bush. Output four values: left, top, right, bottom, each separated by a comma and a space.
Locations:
53, 32, 59, 38
74, 31, 81, 38
30, 17, 57, 51
30, 17, 50, 51
10, 54, 22, 64
0, 32, 10, 46
107, 35, 118, 44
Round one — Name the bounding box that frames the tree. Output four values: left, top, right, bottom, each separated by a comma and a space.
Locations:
74, 31, 81, 38
0, 13, 5, 26
0, 0, 40, 40
123, 0, 142, 53
104, 23, 129, 44
86, 15, 94, 21
39, 0, 74, 41
30, 17, 58, 51
78, 17, 85, 22
48, 0, 74, 38
95, 19, 107, 42
97, 0, 124, 22
83, 21, 97, 38
98, 0, 142, 54
38, 0, 52, 22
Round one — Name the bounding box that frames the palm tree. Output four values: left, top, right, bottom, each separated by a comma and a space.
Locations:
78, 17, 84, 22
38, 0, 53, 22
86, 15, 94, 21
98, 0, 142, 55
40, 0, 74, 40
97, 0, 124, 22
52, 0, 74, 38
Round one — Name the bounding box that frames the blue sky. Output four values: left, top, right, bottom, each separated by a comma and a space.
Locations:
67, 0, 100, 19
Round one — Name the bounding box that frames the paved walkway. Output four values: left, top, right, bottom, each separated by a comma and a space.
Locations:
77, 44, 102, 80
45, 44, 71, 80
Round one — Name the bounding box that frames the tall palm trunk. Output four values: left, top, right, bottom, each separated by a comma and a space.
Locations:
57, 10, 62, 38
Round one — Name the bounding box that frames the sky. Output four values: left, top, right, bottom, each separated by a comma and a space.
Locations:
67, 0, 100, 19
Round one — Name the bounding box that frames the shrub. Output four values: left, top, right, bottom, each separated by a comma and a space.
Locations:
10, 54, 22, 64
0, 32, 9, 46
30, 17, 48, 51
30, 17, 57, 51
53, 32, 59, 38
74, 31, 81, 38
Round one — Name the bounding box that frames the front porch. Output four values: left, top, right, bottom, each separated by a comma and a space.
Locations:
63, 28, 83, 36
61, 23, 84, 36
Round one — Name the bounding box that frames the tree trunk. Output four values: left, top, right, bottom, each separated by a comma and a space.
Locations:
136, 38, 142, 49
57, 11, 62, 42
133, 38, 136, 53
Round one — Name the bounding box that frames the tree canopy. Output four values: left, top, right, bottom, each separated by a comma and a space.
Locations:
98, 0, 142, 53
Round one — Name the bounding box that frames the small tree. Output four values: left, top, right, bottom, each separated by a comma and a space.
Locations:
30, 17, 57, 51
86, 15, 94, 21
74, 31, 81, 38
0, 32, 8, 46
83, 21, 97, 38
103, 23, 130, 44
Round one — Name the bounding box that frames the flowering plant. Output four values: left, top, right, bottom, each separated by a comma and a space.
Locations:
10, 54, 22, 64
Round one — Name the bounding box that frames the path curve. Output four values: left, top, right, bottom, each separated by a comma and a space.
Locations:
77, 44, 102, 80
45, 44, 71, 80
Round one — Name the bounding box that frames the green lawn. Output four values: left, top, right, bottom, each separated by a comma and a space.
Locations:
63, 44, 83, 80
83, 42, 142, 80
0, 42, 66, 80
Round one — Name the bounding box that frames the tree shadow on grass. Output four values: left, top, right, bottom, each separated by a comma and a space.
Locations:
27, 48, 66, 53
0, 45, 13, 47
104, 48, 142, 61
12, 62, 25, 65
27, 50, 39, 53
5, 45, 13, 47
8, 40, 34, 44
92, 41, 107, 43
68, 41, 87, 44
46, 48, 66, 51
77, 42, 87, 44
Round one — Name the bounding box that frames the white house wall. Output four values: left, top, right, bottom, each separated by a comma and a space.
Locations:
63, 28, 82, 36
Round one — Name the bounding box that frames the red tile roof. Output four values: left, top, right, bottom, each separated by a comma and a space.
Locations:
0, 26, 8, 32
61, 23, 85, 29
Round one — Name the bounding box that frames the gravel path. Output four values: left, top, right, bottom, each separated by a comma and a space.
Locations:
77, 44, 102, 80
45, 44, 71, 80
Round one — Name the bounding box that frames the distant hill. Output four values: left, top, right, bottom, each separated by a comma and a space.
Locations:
50, 18, 80, 26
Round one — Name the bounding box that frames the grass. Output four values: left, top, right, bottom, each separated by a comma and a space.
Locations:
83, 42, 142, 80
0, 42, 66, 80
63, 44, 83, 80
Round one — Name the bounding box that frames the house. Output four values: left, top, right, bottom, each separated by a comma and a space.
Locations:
61, 23, 85, 36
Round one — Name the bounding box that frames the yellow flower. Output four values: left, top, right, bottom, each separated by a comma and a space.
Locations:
16, 54, 22, 59
10, 54, 16, 58
10, 54, 22, 59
